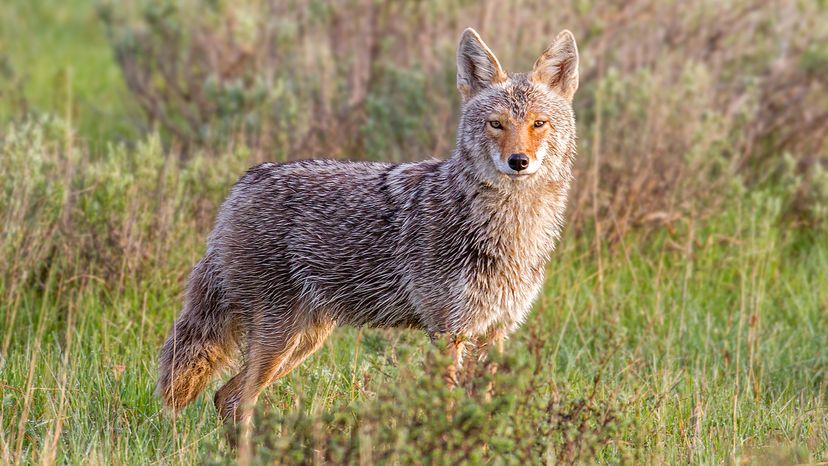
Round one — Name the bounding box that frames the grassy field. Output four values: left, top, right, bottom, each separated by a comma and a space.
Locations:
0, 0, 137, 144
1, 0, 827, 464
1, 126, 825, 464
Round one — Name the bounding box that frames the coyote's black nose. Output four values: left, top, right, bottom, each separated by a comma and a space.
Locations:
508, 153, 530, 172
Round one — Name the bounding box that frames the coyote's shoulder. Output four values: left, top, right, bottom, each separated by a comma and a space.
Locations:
157, 28, 580, 429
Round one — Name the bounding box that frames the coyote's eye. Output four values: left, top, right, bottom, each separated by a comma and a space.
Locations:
533, 120, 547, 128
488, 121, 502, 129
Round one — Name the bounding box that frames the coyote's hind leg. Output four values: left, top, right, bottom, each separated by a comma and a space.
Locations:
214, 323, 302, 446
214, 317, 335, 449
268, 318, 335, 383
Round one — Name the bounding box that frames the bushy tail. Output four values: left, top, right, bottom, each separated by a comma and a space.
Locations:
157, 256, 235, 411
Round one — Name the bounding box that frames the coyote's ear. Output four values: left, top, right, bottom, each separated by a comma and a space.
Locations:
456, 28, 507, 102
531, 30, 579, 102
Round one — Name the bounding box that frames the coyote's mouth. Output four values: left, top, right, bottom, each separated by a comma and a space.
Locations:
505, 171, 534, 179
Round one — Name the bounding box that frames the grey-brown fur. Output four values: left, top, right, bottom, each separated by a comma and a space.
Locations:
158, 28, 579, 426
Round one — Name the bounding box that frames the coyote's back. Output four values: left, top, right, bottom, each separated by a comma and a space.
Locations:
212, 159, 429, 330
158, 27, 580, 429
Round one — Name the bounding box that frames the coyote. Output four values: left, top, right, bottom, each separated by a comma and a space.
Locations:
158, 28, 579, 427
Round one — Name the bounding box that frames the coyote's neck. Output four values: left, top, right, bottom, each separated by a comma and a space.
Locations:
442, 153, 570, 259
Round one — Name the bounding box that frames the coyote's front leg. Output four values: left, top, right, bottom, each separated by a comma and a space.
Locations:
442, 331, 504, 391
444, 335, 470, 389
480, 330, 505, 400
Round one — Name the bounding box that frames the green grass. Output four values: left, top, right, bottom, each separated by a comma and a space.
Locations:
0, 0, 138, 144
1, 128, 825, 462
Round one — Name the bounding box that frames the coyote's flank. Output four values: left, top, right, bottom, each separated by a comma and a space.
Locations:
157, 27, 579, 430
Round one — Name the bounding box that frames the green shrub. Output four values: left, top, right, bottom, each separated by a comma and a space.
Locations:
207, 337, 642, 465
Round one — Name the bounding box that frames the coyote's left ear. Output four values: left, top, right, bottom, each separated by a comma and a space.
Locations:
531, 30, 579, 102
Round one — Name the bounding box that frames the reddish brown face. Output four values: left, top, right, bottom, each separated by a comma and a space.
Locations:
484, 111, 552, 176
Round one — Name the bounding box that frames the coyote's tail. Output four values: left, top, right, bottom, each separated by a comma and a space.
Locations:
157, 255, 235, 411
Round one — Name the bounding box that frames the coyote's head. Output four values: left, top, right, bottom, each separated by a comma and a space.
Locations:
455, 28, 579, 187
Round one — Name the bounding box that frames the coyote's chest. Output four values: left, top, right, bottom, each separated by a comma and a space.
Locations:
455, 192, 563, 336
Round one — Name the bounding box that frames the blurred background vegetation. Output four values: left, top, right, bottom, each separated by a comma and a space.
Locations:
1, 0, 827, 464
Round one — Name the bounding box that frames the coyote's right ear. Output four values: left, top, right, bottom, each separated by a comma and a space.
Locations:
456, 28, 506, 102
